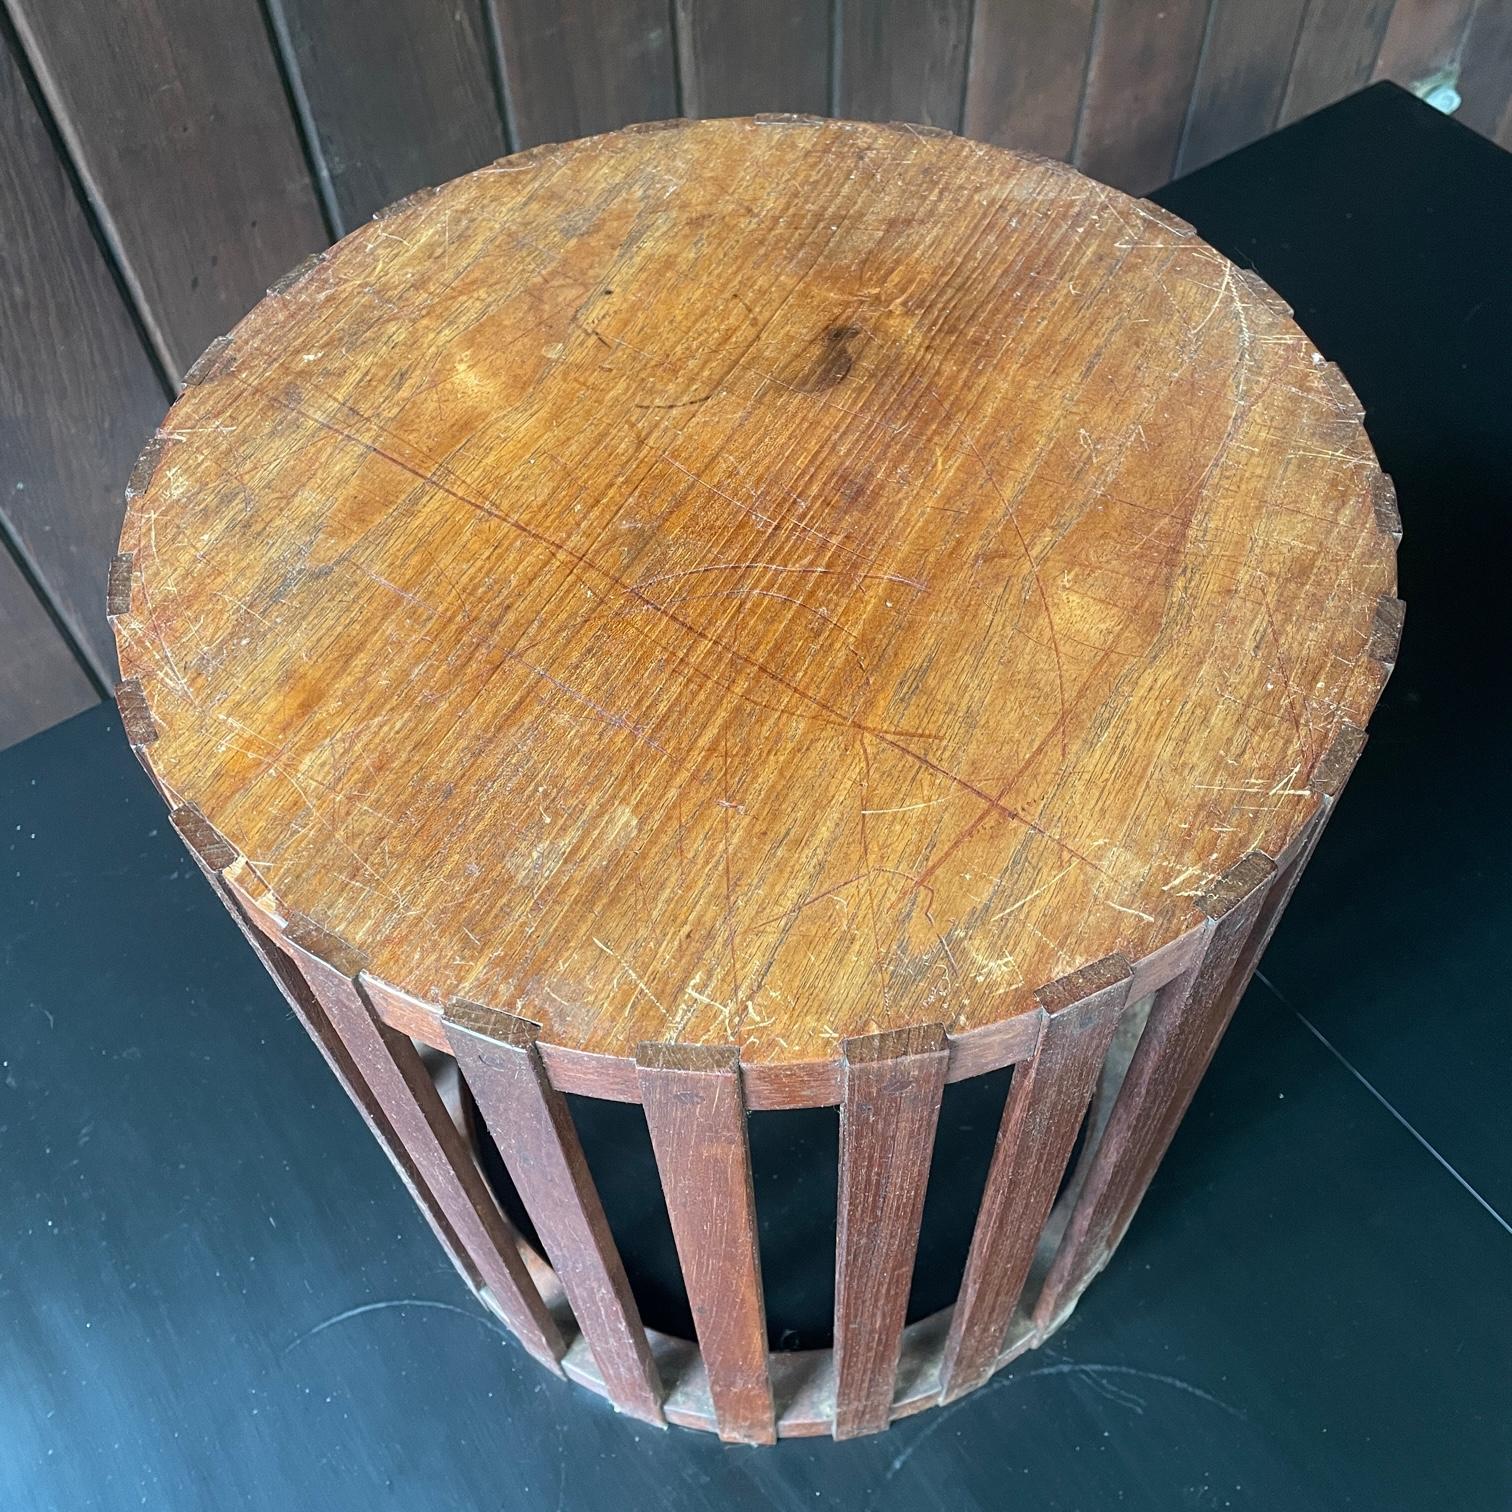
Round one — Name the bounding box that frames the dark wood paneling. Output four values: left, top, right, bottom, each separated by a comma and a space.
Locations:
837, 0, 972, 129
494, 0, 678, 147
674, 0, 829, 117
1075, 0, 1212, 192
1374, 0, 1478, 82
0, 31, 167, 683
1458, 0, 1512, 147
1180, 0, 1310, 173
1281, 0, 1398, 124
6, 0, 327, 381
0, 543, 96, 749
963, 0, 1096, 158
268, 0, 505, 231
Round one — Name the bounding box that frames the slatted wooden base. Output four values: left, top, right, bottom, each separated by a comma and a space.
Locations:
111, 121, 1400, 1442
155, 731, 1378, 1440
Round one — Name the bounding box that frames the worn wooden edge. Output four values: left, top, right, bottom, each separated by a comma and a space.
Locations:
1372, 471, 1404, 542
1195, 850, 1276, 921
634, 1041, 741, 1075
113, 677, 158, 747
105, 552, 134, 620
181, 333, 237, 387
168, 802, 237, 873
267, 249, 328, 298
1034, 952, 1132, 1017
443, 997, 542, 1049
1368, 594, 1406, 674
124, 434, 169, 499
1307, 721, 1369, 800
283, 910, 371, 981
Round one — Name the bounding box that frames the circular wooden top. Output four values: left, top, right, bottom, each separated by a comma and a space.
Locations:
114, 117, 1396, 1080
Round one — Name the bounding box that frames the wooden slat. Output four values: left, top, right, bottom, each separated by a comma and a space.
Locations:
0, 32, 168, 683
1034, 855, 1275, 1331
0, 540, 95, 751
674, 0, 830, 117
1457, 0, 1512, 149
637, 1043, 774, 1444
1178, 0, 1311, 174
938, 957, 1130, 1403
963, 0, 1096, 159
271, 920, 565, 1369
193, 866, 483, 1294
493, 0, 678, 149
1374, 0, 1479, 84
833, 1024, 948, 1439
6, 0, 327, 380
266, 0, 504, 231
1075, 0, 1212, 192
836, 0, 973, 130
446, 1004, 664, 1425
1280, 0, 1398, 125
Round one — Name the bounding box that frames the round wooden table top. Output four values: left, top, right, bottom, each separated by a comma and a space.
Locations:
114, 117, 1397, 1087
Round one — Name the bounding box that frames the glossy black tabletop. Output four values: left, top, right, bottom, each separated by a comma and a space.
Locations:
3, 83, 1508, 1511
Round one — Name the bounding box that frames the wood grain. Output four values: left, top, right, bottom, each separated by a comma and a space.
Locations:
447, 1004, 665, 1424
267, 0, 505, 231
963, 0, 1097, 159
833, 1024, 948, 1438
1034, 853, 1274, 1330
674, 1, 830, 117
637, 1043, 775, 1443
837, 0, 973, 129
938, 956, 1130, 1402
0, 31, 167, 683
273, 921, 566, 1369
1075, 0, 1212, 192
113, 119, 1396, 1096
6, 0, 327, 379
1281, 0, 1399, 125
493, 0, 679, 148
1179, 0, 1312, 174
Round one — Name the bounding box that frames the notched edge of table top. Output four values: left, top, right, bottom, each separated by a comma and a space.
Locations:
108, 117, 1404, 1107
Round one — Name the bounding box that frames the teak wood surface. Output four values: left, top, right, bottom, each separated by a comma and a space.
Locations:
112, 117, 1397, 1106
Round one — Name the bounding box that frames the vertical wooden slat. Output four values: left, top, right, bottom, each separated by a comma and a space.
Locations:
938, 956, 1131, 1403
0, 31, 168, 685
266, 0, 505, 231
832, 1024, 948, 1439
836, 0, 973, 130
491, 0, 678, 148
1178, 0, 1311, 174
636, 1043, 774, 1444
674, 0, 829, 118
1374, 0, 1479, 85
1034, 853, 1275, 1331
1280, 0, 1398, 125
446, 1003, 664, 1425
963, 0, 1097, 159
270, 919, 565, 1369
6, 0, 327, 380
1075, 0, 1212, 192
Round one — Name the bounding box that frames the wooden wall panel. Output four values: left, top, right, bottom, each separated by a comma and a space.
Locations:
1281, 0, 1399, 124
268, 0, 506, 232
963, 0, 1096, 159
494, 0, 679, 148
1075, 0, 1212, 193
6, 0, 327, 382
0, 31, 168, 685
1375, 0, 1478, 83
0, 545, 96, 748
1180, 0, 1311, 174
674, 0, 830, 117
837, 0, 973, 129
1458, 0, 1512, 148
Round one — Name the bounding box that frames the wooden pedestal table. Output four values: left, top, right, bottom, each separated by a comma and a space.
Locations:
110, 118, 1400, 1442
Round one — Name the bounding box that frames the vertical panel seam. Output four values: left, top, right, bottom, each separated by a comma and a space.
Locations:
1173, 0, 1220, 176
257, 0, 343, 239
480, 0, 521, 151
1070, 0, 1108, 164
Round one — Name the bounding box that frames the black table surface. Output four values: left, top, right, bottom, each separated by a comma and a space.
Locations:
3, 83, 1509, 1511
